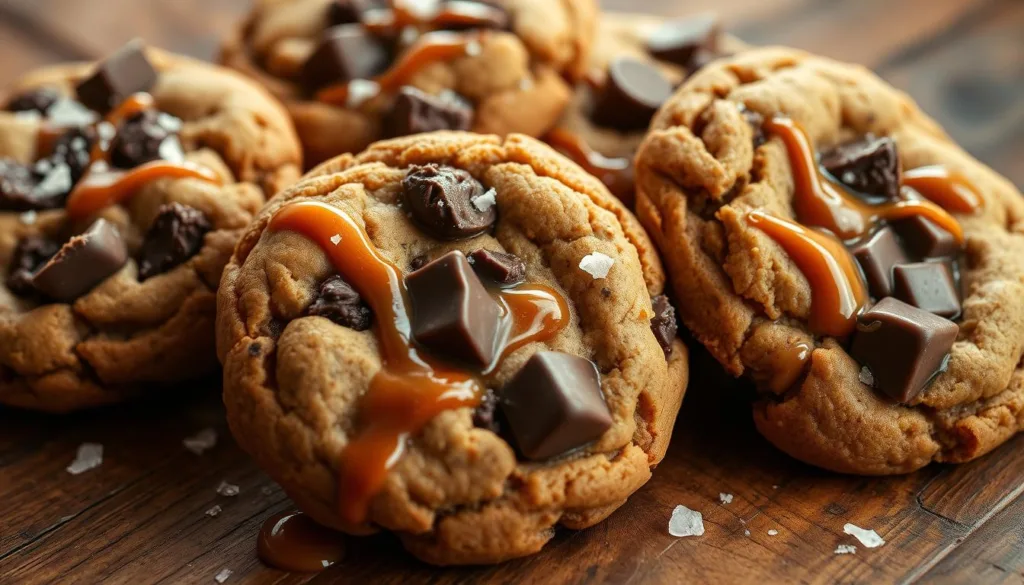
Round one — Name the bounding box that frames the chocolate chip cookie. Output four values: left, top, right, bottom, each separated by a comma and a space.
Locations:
0, 42, 302, 412
217, 131, 688, 564
221, 0, 598, 166
635, 47, 1024, 475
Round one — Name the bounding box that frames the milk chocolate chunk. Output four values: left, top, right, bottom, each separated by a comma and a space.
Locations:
6, 235, 60, 296
591, 58, 673, 132
650, 294, 678, 356
407, 251, 501, 366
307, 274, 372, 330
849, 297, 958, 404
301, 24, 389, 92
893, 262, 961, 318
500, 351, 612, 460
385, 87, 473, 137
467, 249, 525, 287
646, 14, 720, 70
75, 40, 158, 113
849, 227, 908, 298
895, 216, 960, 259
137, 203, 211, 280
401, 164, 496, 240
6, 86, 61, 115
110, 110, 183, 169
31, 219, 128, 302
820, 135, 901, 202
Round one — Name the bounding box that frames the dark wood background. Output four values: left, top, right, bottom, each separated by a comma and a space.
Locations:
0, 1, 1022, 584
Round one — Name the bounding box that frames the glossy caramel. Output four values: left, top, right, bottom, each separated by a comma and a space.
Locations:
65, 161, 221, 220
545, 127, 635, 205
363, 0, 505, 35
257, 511, 346, 572
903, 165, 983, 214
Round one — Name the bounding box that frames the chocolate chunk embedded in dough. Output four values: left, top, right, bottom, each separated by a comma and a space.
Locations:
401, 164, 496, 240
848, 227, 909, 299
307, 274, 373, 330
892, 262, 961, 318
591, 58, 673, 132
301, 24, 389, 92
467, 249, 526, 288
385, 87, 473, 138
820, 135, 901, 202
650, 294, 678, 356
137, 203, 211, 281
76, 40, 158, 113
646, 14, 720, 71
31, 219, 128, 302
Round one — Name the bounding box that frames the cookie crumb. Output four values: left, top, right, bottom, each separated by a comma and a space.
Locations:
579, 252, 614, 279
768, 529, 779, 536
668, 505, 704, 537
858, 366, 875, 386
719, 493, 733, 505
183, 428, 218, 455
843, 523, 885, 548
471, 188, 497, 212
205, 505, 222, 517
19, 210, 37, 225
835, 544, 857, 555
216, 481, 240, 497
330, 234, 342, 246
67, 443, 103, 475
214, 568, 233, 583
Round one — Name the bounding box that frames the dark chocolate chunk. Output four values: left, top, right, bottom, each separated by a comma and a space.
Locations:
6, 86, 61, 115
646, 14, 720, 70
820, 135, 901, 202
499, 351, 612, 460
894, 216, 960, 259
406, 251, 501, 366
591, 57, 673, 132
650, 294, 678, 356
849, 297, 958, 404
385, 87, 473, 138
307, 274, 373, 330
301, 24, 390, 92
401, 164, 496, 240
75, 40, 158, 113
467, 249, 525, 287
472, 388, 501, 433
50, 126, 96, 183
137, 202, 212, 280
109, 110, 183, 169
5, 235, 60, 296
848, 227, 908, 298
31, 219, 128, 302
892, 262, 961, 318
0, 158, 68, 211
29, 157, 74, 206
327, 0, 381, 25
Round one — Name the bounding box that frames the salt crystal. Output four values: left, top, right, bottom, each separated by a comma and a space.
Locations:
835, 544, 857, 555
859, 366, 875, 386
330, 234, 342, 246
347, 79, 380, 109
668, 505, 704, 537
472, 188, 497, 212
48, 98, 98, 127
843, 523, 885, 548
217, 481, 240, 497
19, 210, 37, 225
183, 428, 218, 455
66, 443, 103, 475
205, 505, 222, 517
214, 568, 233, 583
465, 41, 482, 57
579, 252, 614, 279
719, 493, 733, 505
744, 529, 751, 537
768, 529, 779, 536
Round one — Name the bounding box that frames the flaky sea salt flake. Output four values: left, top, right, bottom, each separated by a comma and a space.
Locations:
668, 505, 704, 537
579, 252, 614, 279
217, 481, 240, 497
183, 427, 218, 455
768, 529, 779, 536
205, 505, 222, 517
214, 568, 233, 583
330, 234, 342, 246
844, 523, 885, 548
835, 544, 857, 555
719, 493, 733, 505
19, 210, 37, 225
472, 188, 497, 212
67, 443, 103, 475
859, 366, 875, 386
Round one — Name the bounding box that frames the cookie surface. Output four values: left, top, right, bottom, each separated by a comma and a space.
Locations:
0, 46, 302, 412
222, 0, 598, 165
635, 47, 1024, 475
217, 131, 687, 564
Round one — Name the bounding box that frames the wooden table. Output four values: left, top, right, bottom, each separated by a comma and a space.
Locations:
1, 1, 1022, 583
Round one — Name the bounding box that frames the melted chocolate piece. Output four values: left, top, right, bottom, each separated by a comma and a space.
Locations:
110, 110, 183, 169
76, 40, 158, 113
650, 294, 678, 356
591, 57, 673, 132
302, 24, 390, 92
401, 164, 496, 240
307, 274, 373, 330
820, 135, 901, 202
5, 235, 60, 296
385, 86, 473, 137
6, 86, 61, 115
31, 219, 128, 302
646, 14, 720, 71
328, 0, 381, 25
467, 249, 525, 287
849, 297, 958, 404
406, 251, 501, 366
499, 351, 612, 460
894, 216, 960, 259
137, 202, 211, 280
848, 227, 908, 299
892, 262, 961, 318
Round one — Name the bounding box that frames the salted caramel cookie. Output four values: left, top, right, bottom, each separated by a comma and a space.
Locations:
221, 0, 598, 166
0, 41, 302, 412
635, 47, 1024, 475
217, 131, 688, 564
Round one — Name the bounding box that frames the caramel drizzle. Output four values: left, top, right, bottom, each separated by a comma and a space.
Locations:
545, 128, 635, 204
903, 165, 983, 214
268, 200, 568, 526
362, 0, 503, 35
257, 511, 346, 572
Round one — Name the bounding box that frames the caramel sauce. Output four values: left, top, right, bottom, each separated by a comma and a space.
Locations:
903, 165, 983, 215
765, 340, 812, 393
268, 200, 568, 525
747, 211, 868, 338
104, 93, 155, 126
545, 127, 635, 205
257, 511, 346, 572
363, 0, 504, 35
65, 161, 221, 220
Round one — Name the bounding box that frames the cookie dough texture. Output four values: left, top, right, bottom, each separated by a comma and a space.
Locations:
0, 48, 302, 412
217, 132, 688, 564
635, 47, 1024, 475
221, 0, 598, 165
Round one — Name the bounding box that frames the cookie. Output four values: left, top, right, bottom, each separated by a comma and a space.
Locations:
0, 41, 302, 412
634, 47, 1024, 475
217, 131, 688, 564
221, 0, 598, 166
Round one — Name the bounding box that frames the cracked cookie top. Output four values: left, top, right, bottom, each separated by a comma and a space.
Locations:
217, 131, 687, 565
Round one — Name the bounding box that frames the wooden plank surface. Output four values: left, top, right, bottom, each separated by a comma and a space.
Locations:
0, 0, 1022, 584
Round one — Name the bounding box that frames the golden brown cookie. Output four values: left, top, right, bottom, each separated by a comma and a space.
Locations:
635, 47, 1024, 475
221, 0, 598, 166
0, 43, 302, 412
217, 131, 688, 565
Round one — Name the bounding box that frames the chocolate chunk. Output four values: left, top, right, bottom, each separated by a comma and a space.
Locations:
0, 158, 68, 211
849, 227, 908, 298
137, 202, 212, 280
892, 262, 961, 318
591, 57, 673, 132
646, 14, 720, 71
499, 351, 612, 460
472, 388, 501, 433
401, 164, 496, 240
6, 86, 61, 115
31, 219, 128, 302
76, 40, 158, 113
650, 294, 678, 356
849, 297, 958, 404
820, 135, 901, 202
327, 0, 381, 25
385, 87, 473, 138
307, 274, 373, 330
50, 126, 96, 182
894, 216, 960, 259
29, 158, 74, 206
406, 251, 501, 366
109, 110, 183, 169
5, 235, 60, 296
467, 249, 525, 287
301, 24, 390, 92
410, 254, 429, 271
